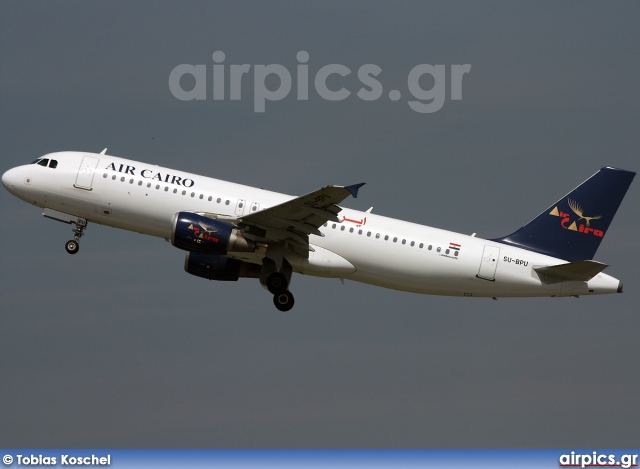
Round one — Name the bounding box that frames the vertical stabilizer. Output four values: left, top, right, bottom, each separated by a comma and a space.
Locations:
492, 167, 635, 261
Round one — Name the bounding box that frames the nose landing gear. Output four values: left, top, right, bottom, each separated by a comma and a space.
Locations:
65, 239, 80, 254
65, 218, 87, 255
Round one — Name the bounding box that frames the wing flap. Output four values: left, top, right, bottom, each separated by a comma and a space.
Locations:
295, 204, 341, 223
534, 260, 608, 282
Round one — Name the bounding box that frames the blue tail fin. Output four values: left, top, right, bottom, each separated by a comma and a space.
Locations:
492, 167, 635, 262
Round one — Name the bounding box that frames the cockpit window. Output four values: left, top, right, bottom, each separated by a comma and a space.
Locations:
31, 158, 58, 168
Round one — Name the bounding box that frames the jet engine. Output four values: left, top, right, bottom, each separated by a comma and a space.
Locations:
171, 211, 255, 255
184, 252, 261, 281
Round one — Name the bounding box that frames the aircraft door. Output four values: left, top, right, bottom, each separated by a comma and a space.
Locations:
477, 245, 500, 280
74, 156, 100, 190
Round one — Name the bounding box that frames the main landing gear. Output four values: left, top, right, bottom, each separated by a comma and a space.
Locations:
65, 218, 87, 255
267, 272, 295, 311
273, 290, 295, 312
260, 257, 295, 312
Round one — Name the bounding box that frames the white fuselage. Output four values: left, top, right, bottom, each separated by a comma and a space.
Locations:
2, 151, 622, 298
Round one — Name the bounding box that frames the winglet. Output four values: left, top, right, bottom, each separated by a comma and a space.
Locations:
345, 183, 365, 198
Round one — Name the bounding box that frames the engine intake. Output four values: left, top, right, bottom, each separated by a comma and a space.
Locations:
185, 252, 261, 281
171, 212, 255, 255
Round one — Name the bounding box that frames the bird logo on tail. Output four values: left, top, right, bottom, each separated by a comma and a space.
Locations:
568, 199, 602, 227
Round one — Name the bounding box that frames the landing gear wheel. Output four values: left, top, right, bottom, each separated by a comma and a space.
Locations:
65, 218, 87, 255
273, 291, 295, 312
65, 240, 79, 255
266, 272, 288, 295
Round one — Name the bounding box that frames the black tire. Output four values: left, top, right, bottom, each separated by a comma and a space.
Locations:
266, 272, 288, 294
65, 240, 79, 255
273, 291, 295, 312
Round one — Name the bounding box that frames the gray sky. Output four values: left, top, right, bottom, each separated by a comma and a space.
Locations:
1, 1, 639, 447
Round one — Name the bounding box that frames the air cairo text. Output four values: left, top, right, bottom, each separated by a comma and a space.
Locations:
106, 162, 195, 188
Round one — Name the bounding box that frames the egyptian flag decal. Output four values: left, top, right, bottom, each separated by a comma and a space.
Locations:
449, 242, 461, 251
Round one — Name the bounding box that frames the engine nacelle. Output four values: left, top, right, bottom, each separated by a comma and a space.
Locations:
185, 252, 261, 281
171, 212, 255, 255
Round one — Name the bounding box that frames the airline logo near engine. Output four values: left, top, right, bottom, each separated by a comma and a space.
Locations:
549, 199, 605, 238
171, 212, 255, 255
189, 221, 221, 244
172, 212, 233, 254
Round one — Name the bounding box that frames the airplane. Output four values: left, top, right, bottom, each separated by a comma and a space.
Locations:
1, 150, 635, 311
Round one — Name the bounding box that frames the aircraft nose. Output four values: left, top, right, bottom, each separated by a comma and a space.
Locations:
2, 167, 21, 193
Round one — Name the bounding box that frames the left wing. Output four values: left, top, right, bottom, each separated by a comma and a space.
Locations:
239, 183, 364, 251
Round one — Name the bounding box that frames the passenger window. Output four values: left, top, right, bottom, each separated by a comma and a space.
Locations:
410, 241, 415, 247
49, 160, 58, 168
349, 228, 354, 233
225, 200, 230, 205
341, 226, 345, 231
455, 251, 459, 256
419, 243, 423, 248
138, 181, 142, 186
393, 237, 398, 243
147, 182, 152, 188
208, 196, 212, 201
384, 235, 389, 241
165, 187, 169, 192
358, 230, 362, 235
37, 159, 49, 167
182, 190, 186, 195
367, 232, 371, 237
103, 173, 108, 178
375, 233, 380, 239
446, 249, 450, 255
437, 247, 441, 253
130, 179, 134, 184
199, 194, 204, 199
120, 177, 125, 182
238, 202, 243, 208
217, 198, 221, 203
332, 224, 337, 229
428, 245, 432, 250
112, 175, 116, 180
173, 188, 178, 194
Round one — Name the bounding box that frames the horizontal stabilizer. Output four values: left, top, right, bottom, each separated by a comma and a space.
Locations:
534, 260, 608, 282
